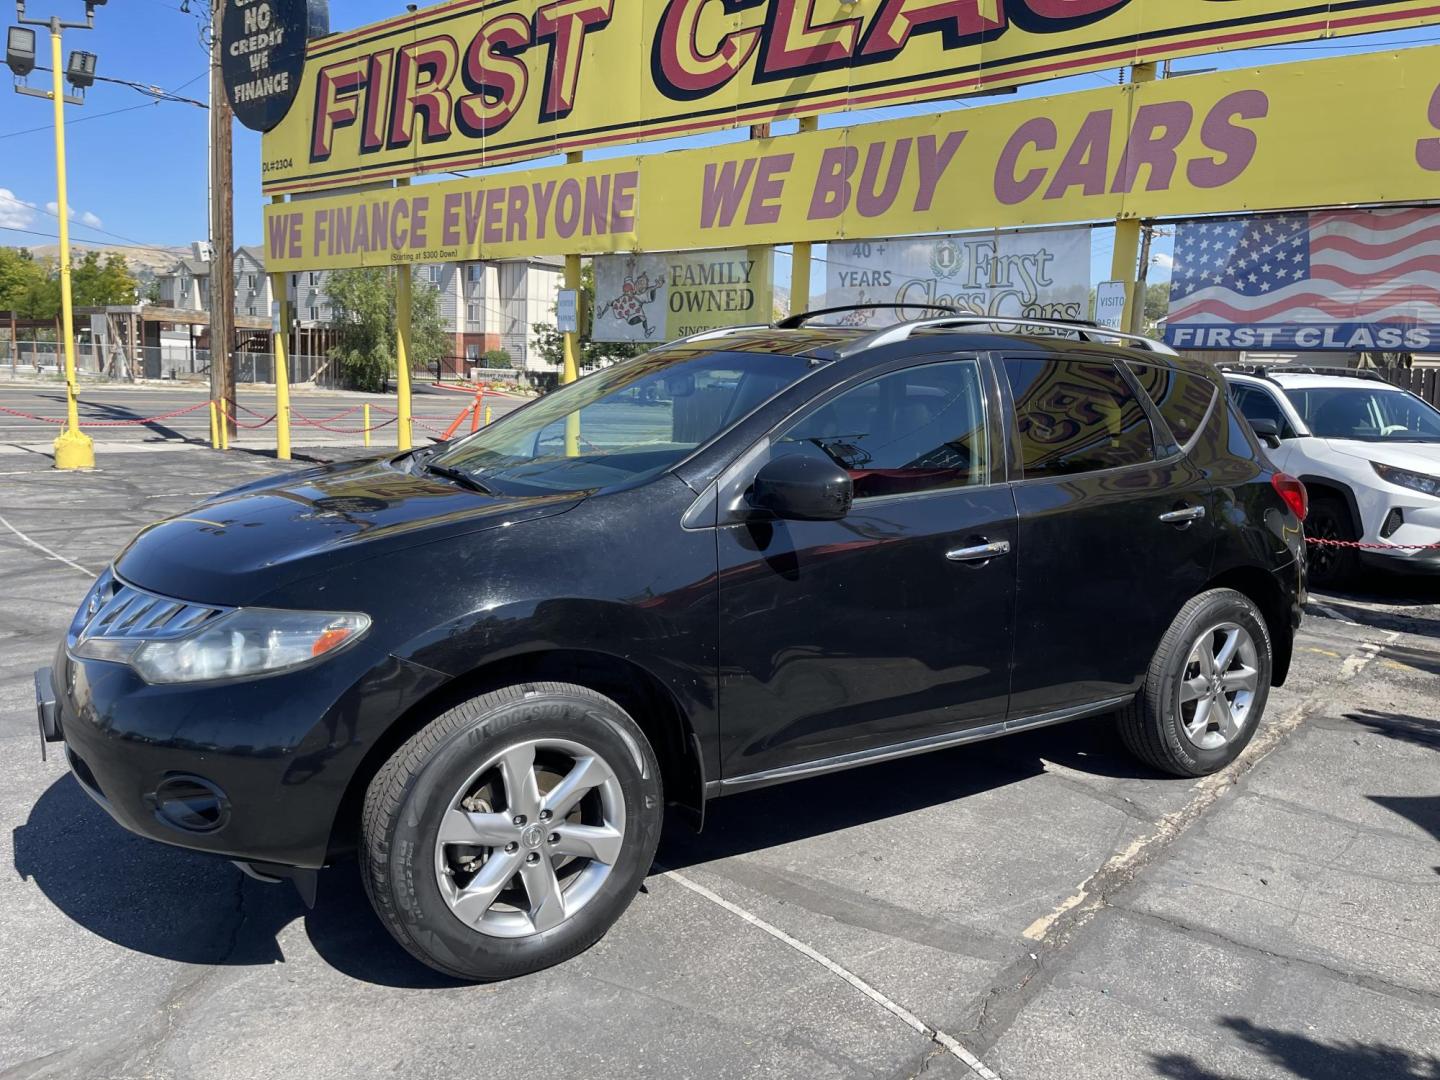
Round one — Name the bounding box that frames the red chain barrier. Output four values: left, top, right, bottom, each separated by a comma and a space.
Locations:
221, 407, 276, 430
1306, 536, 1440, 551
290, 416, 398, 434
288, 406, 364, 425
0, 401, 212, 427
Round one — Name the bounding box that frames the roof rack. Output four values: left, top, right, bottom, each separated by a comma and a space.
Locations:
1219, 364, 1389, 382
833, 316, 1178, 358
774, 303, 959, 329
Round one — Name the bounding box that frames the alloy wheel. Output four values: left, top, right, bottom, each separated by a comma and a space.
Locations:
1177, 622, 1260, 751
433, 738, 626, 938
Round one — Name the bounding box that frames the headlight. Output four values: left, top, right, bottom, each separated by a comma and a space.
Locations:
73, 608, 370, 684
1372, 461, 1440, 497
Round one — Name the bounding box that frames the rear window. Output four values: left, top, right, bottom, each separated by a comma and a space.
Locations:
1003, 358, 1157, 479
1127, 363, 1218, 448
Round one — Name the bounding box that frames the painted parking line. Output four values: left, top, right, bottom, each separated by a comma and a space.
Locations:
663, 868, 1004, 1080
0, 512, 97, 578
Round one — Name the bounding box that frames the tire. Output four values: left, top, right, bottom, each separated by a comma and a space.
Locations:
1307, 495, 1359, 588
361, 681, 663, 981
1117, 589, 1273, 778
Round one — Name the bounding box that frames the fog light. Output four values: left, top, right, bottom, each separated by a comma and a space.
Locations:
1380, 508, 1404, 539
148, 775, 229, 833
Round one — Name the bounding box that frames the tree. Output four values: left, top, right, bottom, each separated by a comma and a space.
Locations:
0, 248, 45, 313
532, 263, 644, 372
324, 266, 448, 392
1143, 281, 1170, 334
70, 251, 138, 307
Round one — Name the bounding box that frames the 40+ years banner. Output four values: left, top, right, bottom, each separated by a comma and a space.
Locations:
262, 45, 1440, 272
258, 0, 1440, 193
1165, 208, 1440, 352
824, 228, 1090, 326
592, 249, 774, 342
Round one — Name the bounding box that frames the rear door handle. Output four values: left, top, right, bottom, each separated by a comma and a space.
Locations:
946, 540, 1011, 563
1159, 506, 1206, 524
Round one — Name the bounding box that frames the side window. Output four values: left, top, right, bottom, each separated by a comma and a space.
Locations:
1126, 362, 1218, 448
1232, 385, 1295, 437
1003, 357, 1157, 479
775, 361, 989, 499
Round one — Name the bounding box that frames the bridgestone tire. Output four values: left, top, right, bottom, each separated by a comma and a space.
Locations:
361, 681, 663, 981
1117, 589, 1273, 778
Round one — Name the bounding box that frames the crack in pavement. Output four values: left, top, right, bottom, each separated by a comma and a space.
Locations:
953, 631, 1404, 1058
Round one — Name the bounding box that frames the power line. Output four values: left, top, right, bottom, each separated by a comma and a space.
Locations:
0, 224, 173, 252
0, 100, 160, 141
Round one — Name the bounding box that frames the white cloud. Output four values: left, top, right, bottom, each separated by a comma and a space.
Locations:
0, 188, 38, 231
1152, 251, 1174, 270
44, 200, 103, 230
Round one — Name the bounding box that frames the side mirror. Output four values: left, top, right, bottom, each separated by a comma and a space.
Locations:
1248, 418, 1283, 449
750, 454, 853, 521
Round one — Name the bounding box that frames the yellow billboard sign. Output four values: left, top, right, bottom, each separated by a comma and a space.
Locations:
260, 0, 1440, 193
263, 45, 1440, 271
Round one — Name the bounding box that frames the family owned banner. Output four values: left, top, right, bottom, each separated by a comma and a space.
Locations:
592, 249, 774, 342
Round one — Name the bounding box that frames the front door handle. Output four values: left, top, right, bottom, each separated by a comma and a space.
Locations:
946, 539, 1011, 563
1159, 505, 1206, 525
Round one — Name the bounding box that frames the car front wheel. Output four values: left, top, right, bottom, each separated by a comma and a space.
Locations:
361, 682, 662, 980
1118, 588, 1273, 777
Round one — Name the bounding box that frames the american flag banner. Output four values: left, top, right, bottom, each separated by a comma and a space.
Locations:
1163, 208, 1440, 352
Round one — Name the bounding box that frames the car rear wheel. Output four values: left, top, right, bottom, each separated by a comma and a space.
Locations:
360, 681, 662, 981
1117, 589, 1272, 778
1307, 495, 1359, 588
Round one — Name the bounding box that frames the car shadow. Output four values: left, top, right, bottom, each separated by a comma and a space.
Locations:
15, 713, 1159, 988
1150, 1017, 1440, 1079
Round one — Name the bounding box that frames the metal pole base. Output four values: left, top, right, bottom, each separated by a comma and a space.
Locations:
53, 428, 95, 470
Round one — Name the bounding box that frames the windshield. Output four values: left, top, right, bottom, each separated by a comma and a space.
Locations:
428, 347, 821, 495
1284, 385, 1440, 443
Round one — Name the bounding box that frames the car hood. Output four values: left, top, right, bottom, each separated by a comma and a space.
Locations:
114, 455, 583, 605
1325, 439, 1440, 475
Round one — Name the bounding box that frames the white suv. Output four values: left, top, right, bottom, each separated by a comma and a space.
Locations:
1224, 368, 1440, 586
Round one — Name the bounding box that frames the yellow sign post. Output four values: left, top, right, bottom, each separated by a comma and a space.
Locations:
263, 45, 1440, 272
44, 23, 94, 470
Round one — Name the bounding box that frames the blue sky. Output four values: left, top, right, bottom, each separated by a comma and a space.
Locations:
0, 2, 1435, 286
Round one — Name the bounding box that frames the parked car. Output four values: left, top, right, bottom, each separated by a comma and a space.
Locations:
36, 314, 1306, 981
1225, 366, 1440, 585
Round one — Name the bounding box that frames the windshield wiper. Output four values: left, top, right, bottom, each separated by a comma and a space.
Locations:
422, 462, 495, 494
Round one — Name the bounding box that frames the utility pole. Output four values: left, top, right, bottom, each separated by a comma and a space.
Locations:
208, 0, 235, 438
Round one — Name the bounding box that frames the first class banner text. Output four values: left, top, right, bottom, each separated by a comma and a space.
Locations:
262, 45, 1440, 271
259, 0, 1440, 193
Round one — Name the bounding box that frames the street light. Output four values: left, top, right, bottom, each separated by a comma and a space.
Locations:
10, 0, 107, 470
5, 24, 34, 74
64, 47, 93, 88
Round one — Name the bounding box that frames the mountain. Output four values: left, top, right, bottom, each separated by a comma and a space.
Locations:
20, 242, 188, 286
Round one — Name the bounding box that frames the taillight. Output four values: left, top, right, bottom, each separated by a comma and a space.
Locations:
1272, 472, 1308, 521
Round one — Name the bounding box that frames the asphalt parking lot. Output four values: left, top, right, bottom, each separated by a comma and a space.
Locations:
0, 380, 524, 449
2, 448, 1437, 1080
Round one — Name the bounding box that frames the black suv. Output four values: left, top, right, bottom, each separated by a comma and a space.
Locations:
36, 314, 1307, 980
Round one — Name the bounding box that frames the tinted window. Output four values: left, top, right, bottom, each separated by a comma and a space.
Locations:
1127, 363, 1218, 448
776, 361, 988, 499
1231, 385, 1296, 437
1003, 358, 1156, 479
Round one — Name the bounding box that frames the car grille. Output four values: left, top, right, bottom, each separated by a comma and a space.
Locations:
68, 568, 230, 648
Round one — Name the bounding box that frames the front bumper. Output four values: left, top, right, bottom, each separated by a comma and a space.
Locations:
41, 644, 446, 869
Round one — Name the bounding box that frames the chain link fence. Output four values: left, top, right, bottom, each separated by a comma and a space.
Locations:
1, 341, 341, 388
